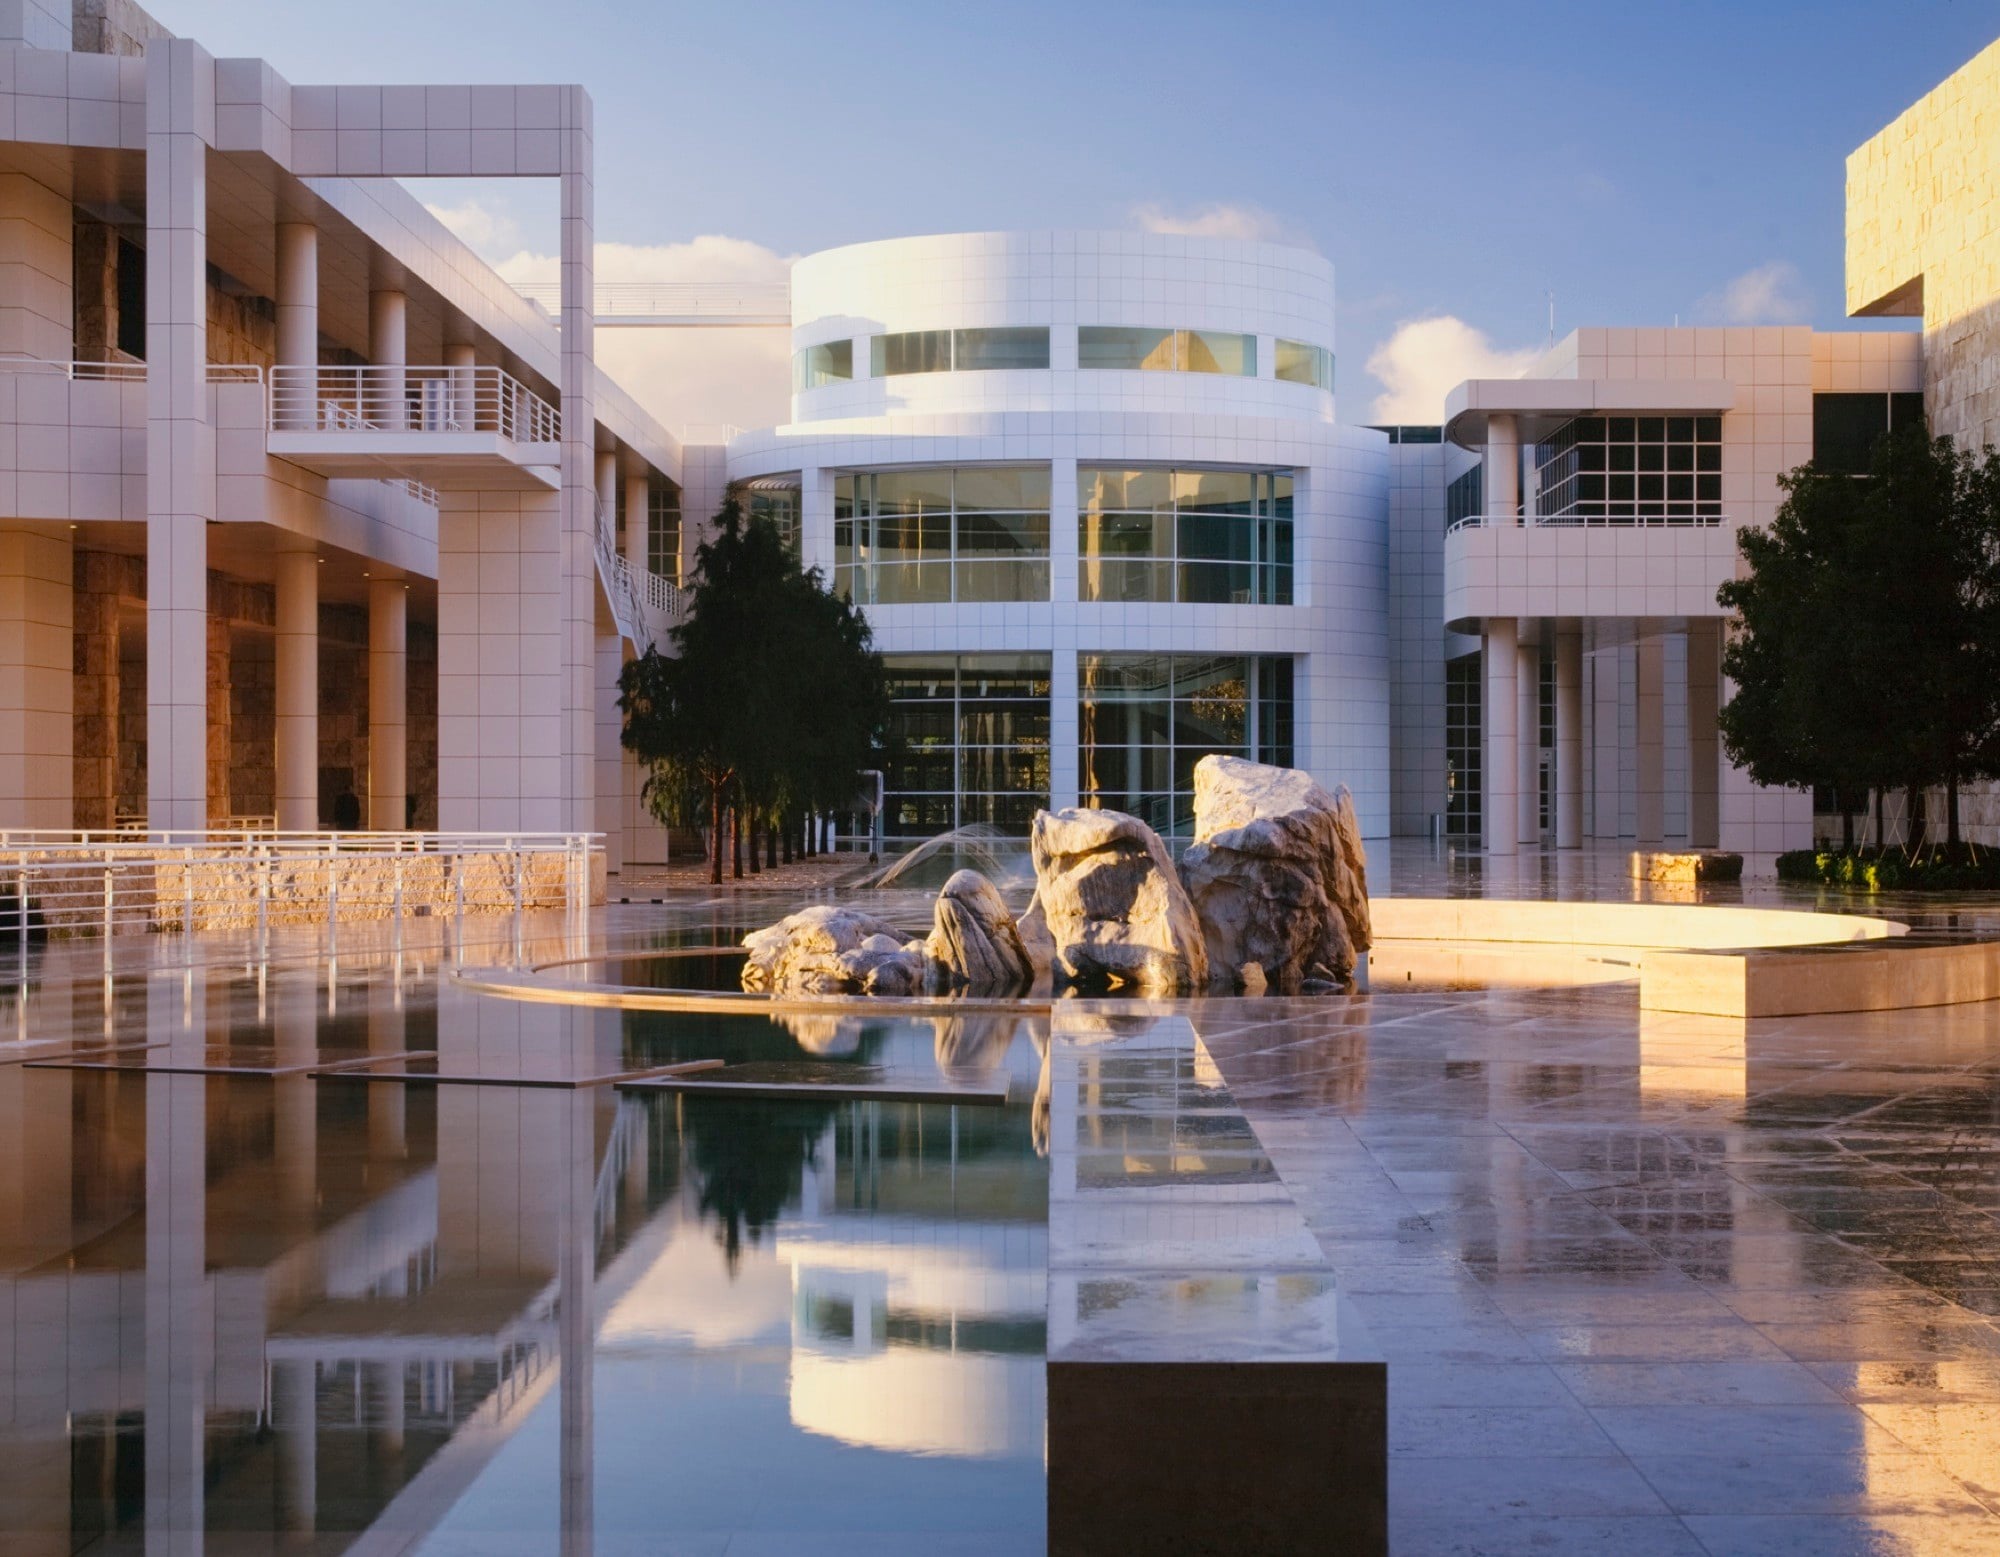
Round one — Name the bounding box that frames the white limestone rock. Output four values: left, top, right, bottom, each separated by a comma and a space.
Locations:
924, 869, 1034, 992
1028, 807, 1209, 993
1014, 888, 1055, 980
1178, 754, 1372, 991
740, 905, 933, 995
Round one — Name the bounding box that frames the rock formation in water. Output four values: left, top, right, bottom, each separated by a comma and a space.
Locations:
1028, 807, 1208, 993
740, 904, 930, 995
1177, 754, 1371, 990
924, 869, 1034, 992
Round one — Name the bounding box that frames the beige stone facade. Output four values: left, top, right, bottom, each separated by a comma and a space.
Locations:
1847, 37, 2000, 450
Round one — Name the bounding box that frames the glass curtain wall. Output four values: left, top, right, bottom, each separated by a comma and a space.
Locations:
1078, 467, 1293, 604
1445, 652, 1481, 838
1078, 653, 1294, 838
1534, 416, 1723, 521
1077, 327, 1256, 375
836, 467, 1051, 604
870, 328, 1051, 375
647, 484, 682, 582
882, 653, 1052, 844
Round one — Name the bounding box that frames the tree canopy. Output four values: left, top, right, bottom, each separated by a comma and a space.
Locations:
618, 499, 890, 881
1718, 427, 2000, 845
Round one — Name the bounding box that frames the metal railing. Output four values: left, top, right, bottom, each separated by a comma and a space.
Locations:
511, 280, 790, 323
269, 364, 561, 446
0, 354, 146, 382
593, 499, 684, 645
0, 830, 601, 951
1448, 511, 1727, 534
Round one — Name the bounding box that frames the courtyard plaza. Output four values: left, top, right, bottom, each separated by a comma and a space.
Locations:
1, 841, 1998, 1553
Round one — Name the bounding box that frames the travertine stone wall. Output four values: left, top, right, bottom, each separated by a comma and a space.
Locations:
319, 603, 369, 826
207, 267, 277, 370
205, 607, 230, 818
231, 625, 274, 820
72, 0, 173, 57
72, 549, 140, 829
409, 618, 438, 830
1847, 37, 2000, 449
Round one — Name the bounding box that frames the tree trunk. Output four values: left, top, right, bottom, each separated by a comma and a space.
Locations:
748, 811, 761, 874
1949, 772, 1962, 847
710, 784, 724, 885
781, 812, 794, 865
732, 800, 743, 879
767, 813, 779, 869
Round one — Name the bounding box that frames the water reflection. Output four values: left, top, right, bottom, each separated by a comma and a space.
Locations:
0, 964, 1048, 1553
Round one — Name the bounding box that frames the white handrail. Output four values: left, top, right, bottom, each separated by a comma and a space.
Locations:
511, 280, 790, 320
1449, 511, 1726, 533
0, 354, 146, 381
268, 363, 560, 445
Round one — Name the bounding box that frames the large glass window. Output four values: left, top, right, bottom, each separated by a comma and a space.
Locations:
835, 466, 1051, 604
1078, 466, 1293, 604
732, 482, 801, 558
1445, 652, 1481, 838
792, 339, 853, 392
1275, 339, 1333, 389
1078, 653, 1294, 839
647, 484, 681, 582
1077, 327, 1256, 376
1813, 392, 1925, 475
1534, 415, 1723, 522
883, 653, 1051, 845
869, 327, 1051, 376
1445, 466, 1483, 530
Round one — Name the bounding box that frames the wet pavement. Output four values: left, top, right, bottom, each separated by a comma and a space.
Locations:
1, 844, 1998, 1553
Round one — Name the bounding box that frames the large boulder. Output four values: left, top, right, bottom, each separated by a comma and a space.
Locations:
1179, 755, 1372, 991
924, 869, 1034, 992
740, 905, 933, 995
1028, 807, 1208, 993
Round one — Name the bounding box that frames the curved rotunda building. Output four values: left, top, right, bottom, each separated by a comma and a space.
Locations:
726, 231, 1390, 846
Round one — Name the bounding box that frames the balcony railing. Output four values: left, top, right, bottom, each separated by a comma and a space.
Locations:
269, 364, 560, 445
1448, 510, 1727, 535
511, 280, 790, 325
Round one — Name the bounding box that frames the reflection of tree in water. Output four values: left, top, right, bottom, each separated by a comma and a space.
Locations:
680, 1097, 839, 1270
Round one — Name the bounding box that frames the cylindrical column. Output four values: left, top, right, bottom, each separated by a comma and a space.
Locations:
1686, 620, 1722, 848
1482, 617, 1518, 857
275, 222, 317, 430
368, 578, 407, 830
1636, 626, 1666, 845
370, 288, 407, 430
275, 545, 318, 831
1517, 633, 1540, 847
1555, 626, 1583, 849
623, 464, 648, 568
595, 448, 617, 531
1486, 413, 1520, 522
445, 340, 476, 431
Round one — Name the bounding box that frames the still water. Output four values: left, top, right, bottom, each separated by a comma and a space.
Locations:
0, 951, 1049, 1555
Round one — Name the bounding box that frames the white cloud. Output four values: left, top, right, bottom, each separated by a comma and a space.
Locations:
1129, 201, 1308, 246
1694, 261, 1811, 326
424, 197, 521, 256
1365, 315, 1540, 424
489, 234, 799, 436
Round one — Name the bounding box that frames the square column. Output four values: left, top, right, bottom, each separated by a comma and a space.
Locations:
368, 579, 407, 829
275, 221, 317, 427
1554, 626, 1582, 848
556, 89, 597, 834
1049, 646, 1080, 811
0, 527, 72, 828
1686, 619, 1722, 849
1635, 625, 1666, 845
143, 40, 216, 833
1481, 618, 1517, 856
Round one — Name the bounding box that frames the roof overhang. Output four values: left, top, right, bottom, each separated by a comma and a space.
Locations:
1444, 378, 1738, 449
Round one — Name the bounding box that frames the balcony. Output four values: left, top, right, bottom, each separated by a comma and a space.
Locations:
267, 364, 561, 491
1443, 512, 1741, 631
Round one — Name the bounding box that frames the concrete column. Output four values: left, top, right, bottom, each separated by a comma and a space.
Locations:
1481, 618, 1517, 856
1516, 633, 1539, 846
368, 578, 407, 829
445, 340, 476, 431
1554, 626, 1583, 849
0, 527, 72, 827
369, 287, 407, 430
1636, 626, 1666, 845
557, 92, 598, 834
275, 221, 317, 429
271, 1358, 318, 1537
275, 544, 319, 831
1049, 646, 1080, 812
623, 463, 648, 568
144, 40, 216, 834
1686, 619, 1722, 849
1486, 414, 1520, 522
595, 633, 626, 873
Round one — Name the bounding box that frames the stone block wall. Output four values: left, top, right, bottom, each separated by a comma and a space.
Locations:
72, 0, 172, 57
71, 549, 139, 829
409, 618, 438, 830
319, 603, 368, 826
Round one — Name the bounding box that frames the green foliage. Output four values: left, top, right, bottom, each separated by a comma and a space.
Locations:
1718, 428, 2000, 844
617, 499, 889, 879
1775, 845, 2000, 891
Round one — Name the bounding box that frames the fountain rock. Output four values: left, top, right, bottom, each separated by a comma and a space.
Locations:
1029, 807, 1208, 993
1178, 755, 1372, 990
740, 905, 933, 995
924, 869, 1034, 992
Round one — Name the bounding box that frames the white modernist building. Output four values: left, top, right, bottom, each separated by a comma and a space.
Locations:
0, 1, 1977, 866
726, 232, 1389, 845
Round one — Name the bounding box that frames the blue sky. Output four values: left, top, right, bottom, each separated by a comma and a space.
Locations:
155, 0, 1988, 419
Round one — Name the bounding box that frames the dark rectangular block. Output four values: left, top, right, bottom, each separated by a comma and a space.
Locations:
1048, 1359, 1387, 1557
